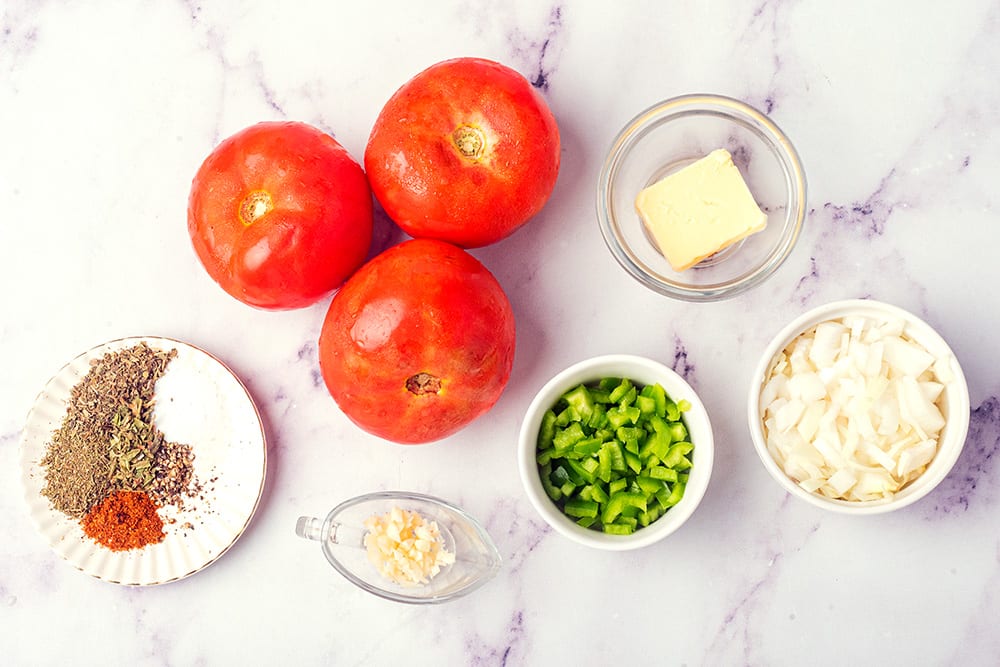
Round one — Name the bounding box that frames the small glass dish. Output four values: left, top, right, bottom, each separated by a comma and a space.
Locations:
597, 93, 807, 301
295, 491, 501, 604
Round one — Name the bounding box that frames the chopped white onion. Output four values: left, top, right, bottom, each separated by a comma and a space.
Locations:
760, 314, 952, 502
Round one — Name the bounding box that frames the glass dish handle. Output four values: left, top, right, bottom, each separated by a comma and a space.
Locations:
295, 516, 324, 541
295, 516, 366, 547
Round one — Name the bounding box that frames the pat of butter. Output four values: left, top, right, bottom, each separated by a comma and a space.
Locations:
635, 148, 767, 272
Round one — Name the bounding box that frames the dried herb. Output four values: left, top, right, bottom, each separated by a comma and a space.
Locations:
108, 397, 162, 490
40, 343, 178, 518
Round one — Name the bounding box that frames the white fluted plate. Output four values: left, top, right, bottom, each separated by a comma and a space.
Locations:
19, 336, 267, 586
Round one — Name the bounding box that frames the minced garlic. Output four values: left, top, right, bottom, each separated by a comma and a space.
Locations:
363, 506, 455, 586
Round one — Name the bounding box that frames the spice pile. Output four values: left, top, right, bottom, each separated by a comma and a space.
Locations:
40, 343, 201, 551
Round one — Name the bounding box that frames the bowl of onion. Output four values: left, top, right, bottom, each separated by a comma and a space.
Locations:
747, 299, 970, 514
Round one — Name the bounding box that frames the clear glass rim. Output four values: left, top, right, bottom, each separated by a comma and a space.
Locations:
596, 93, 808, 302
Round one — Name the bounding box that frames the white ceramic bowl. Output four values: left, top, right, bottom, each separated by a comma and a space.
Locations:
747, 299, 970, 514
518, 354, 714, 550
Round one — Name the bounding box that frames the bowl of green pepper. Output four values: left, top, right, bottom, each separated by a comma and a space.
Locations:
518, 354, 714, 550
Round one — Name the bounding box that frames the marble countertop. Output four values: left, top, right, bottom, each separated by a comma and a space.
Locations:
2, 2, 999, 665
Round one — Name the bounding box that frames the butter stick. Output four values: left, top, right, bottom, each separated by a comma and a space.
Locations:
635, 148, 767, 272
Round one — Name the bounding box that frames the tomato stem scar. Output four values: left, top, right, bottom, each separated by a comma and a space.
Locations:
406, 372, 442, 395
239, 190, 274, 226
451, 124, 486, 161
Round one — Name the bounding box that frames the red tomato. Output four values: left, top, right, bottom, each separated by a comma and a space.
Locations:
188, 121, 373, 309
318, 238, 516, 444
364, 57, 560, 248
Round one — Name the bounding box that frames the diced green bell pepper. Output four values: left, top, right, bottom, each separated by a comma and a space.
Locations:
650, 382, 668, 418
606, 440, 626, 472
540, 463, 562, 501
562, 385, 596, 422
549, 465, 571, 487
565, 458, 596, 484
535, 377, 696, 536
608, 378, 633, 403
588, 403, 608, 430
635, 475, 666, 495
660, 480, 686, 508
571, 437, 604, 458
598, 377, 622, 391
618, 385, 637, 409
538, 409, 557, 449
564, 498, 599, 519
536, 448, 554, 466
553, 422, 586, 453
605, 407, 631, 430
624, 450, 642, 474
662, 441, 694, 468
647, 465, 679, 482
555, 405, 579, 427
589, 482, 609, 505
640, 430, 671, 462
603, 522, 634, 536
597, 444, 613, 483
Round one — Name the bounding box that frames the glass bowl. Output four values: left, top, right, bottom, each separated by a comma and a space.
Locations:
295, 491, 501, 604
517, 354, 714, 550
747, 299, 970, 514
597, 93, 807, 301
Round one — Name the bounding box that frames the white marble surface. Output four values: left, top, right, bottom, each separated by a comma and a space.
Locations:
2, 1, 999, 664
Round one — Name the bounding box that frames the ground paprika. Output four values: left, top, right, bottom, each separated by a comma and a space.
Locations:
81, 490, 165, 551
